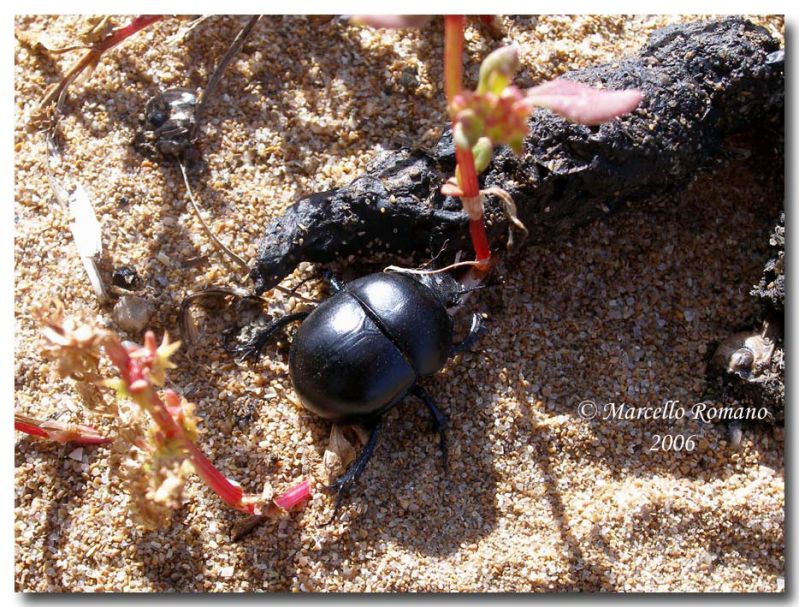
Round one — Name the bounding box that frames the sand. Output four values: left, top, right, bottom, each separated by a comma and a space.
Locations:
14, 15, 784, 592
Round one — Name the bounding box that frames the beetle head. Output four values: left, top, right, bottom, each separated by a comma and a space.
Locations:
413, 272, 475, 309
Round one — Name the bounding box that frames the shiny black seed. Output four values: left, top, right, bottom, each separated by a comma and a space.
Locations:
112, 266, 139, 290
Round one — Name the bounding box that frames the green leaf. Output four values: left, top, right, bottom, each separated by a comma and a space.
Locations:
472, 137, 493, 174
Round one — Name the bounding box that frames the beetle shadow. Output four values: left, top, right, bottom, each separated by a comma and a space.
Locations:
306, 315, 499, 562
455, 148, 784, 589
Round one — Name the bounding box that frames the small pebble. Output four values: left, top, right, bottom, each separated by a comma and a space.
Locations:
112, 295, 154, 333
68, 448, 83, 462
219, 566, 234, 578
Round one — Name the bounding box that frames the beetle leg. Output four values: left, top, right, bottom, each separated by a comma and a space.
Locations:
224, 311, 310, 361
321, 269, 345, 294
412, 385, 449, 474
449, 313, 487, 357
321, 418, 382, 526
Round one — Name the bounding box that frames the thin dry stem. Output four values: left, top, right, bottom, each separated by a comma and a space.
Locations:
178, 160, 251, 276
193, 15, 261, 138
384, 259, 491, 276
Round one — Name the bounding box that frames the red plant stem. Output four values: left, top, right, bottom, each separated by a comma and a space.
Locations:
183, 440, 248, 510
455, 147, 480, 198
468, 218, 491, 261
95, 15, 164, 54
14, 419, 50, 440
444, 15, 491, 263
146, 387, 311, 514
274, 479, 312, 510
14, 413, 112, 445
108, 336, 310, 515
444, 15, 465, 105
143, 387, 253, 513
38, 15, 164, 111
110, 338, 254, 513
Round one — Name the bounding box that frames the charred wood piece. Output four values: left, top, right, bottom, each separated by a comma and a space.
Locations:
251, 17, 783, 294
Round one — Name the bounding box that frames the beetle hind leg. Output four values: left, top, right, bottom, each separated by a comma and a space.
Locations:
449, 313, 487, 357
223, 311, 310, 361
412, 385, 449, 474
321, 418, 382, 526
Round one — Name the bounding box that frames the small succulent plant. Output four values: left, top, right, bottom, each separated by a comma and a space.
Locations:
441, 16, 643, 266
17, 303, 310, 529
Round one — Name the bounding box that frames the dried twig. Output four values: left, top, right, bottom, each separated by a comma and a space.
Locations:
172, 16, 263, 280
384, 259, 492, 276
193, 15, 261, 138
178, 160, 251, 276
165, 15, 213, 46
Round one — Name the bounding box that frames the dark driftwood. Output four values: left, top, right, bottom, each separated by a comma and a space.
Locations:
251, 17, 784, 294
708, 213, 785, 422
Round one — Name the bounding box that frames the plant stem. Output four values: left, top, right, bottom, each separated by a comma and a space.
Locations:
274, 479, 312, 510
14, 413, 112, 445
96, 15, 164, 53
38, 15, 164, 111
108, 336, 312, 515
140, 384, 254, 513
148, 387, 310, 514
443, 15, 465, 104
444, 15, 491, 264
183, 438, 248, 509
468, 217, 491, 261
14, 416, 50, 439
108, 338, 254, 512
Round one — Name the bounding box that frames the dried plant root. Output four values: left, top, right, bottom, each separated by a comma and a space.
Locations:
481, 186, 528, 252
193, 15, 260, 137
178, 286, 261, 346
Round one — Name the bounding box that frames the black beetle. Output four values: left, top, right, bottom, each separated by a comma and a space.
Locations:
226, 269, 486, 521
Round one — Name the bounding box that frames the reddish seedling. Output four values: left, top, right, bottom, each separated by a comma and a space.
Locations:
358, 15, 643, 268
35, 15, 164, 118
17, 303, 310, 529
442, 17, 642, 268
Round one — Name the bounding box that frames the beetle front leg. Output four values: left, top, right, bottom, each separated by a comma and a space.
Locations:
412, 385, 448, 474
449, 313, 487, 357
223, 311, 311, 361
322, 418, 382, 526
